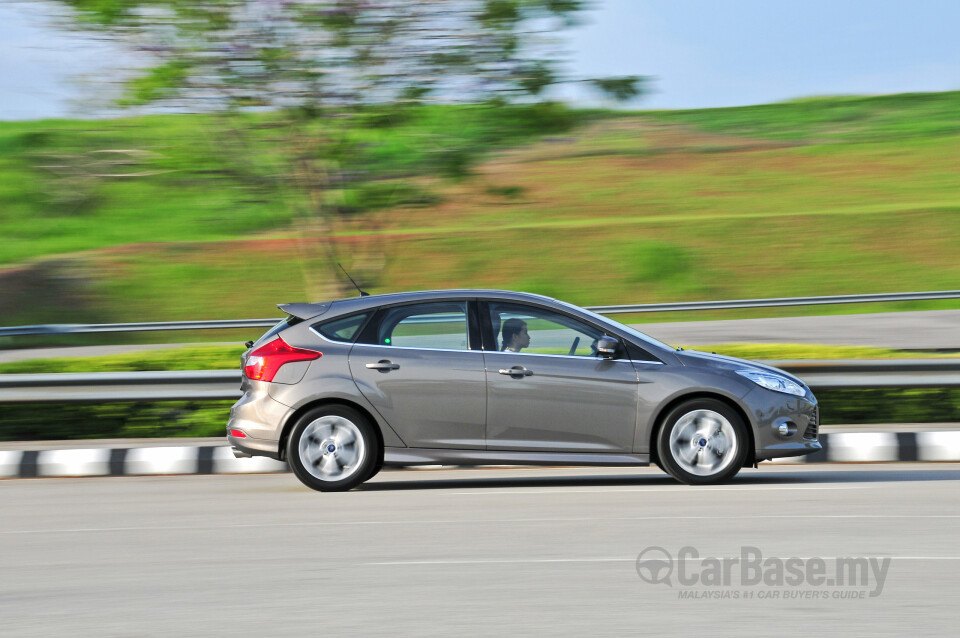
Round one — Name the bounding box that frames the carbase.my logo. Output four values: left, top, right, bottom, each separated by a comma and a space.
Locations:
635, 545, 891, 597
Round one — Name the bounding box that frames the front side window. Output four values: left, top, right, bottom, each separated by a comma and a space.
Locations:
375, 302, 470, 351
489, 303, 604, 357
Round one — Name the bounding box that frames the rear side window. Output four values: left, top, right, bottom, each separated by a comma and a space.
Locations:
367, 302, 469, 351
316, 313, 369, 343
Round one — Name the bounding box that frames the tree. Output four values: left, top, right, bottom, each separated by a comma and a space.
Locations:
55, 0, 644, 298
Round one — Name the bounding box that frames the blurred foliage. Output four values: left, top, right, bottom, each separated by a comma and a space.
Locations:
119, 60, 192, 105
336, 181, 442, 215
485, 184, 526, 199
817, 389, 960, 426
0, 345, 244, 374
45, 0, 644, 300
589, 76, 647, 102
0, 103, 582, 265
0, 402, 233, 440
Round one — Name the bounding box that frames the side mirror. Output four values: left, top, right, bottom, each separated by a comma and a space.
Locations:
596, 335, 619, 358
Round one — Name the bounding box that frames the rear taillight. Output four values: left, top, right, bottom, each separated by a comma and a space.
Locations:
244, 336, 321, 382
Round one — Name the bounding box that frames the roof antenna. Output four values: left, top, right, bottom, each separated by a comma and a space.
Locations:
338, 263, 369, 297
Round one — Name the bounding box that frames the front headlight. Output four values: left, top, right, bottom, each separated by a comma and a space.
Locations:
736, 370, 806, 397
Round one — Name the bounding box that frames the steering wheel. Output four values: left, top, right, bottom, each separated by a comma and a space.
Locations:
589, 338, 599, 357
567, 336, 580, 356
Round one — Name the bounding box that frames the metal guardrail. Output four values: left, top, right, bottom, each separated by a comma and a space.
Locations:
2, 360, 959, 403
1, 290, 958, 337
0, 319, 279, 338
0, 371, 240, 403
769, 359, 960, 390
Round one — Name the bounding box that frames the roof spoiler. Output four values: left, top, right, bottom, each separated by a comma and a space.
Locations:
277, 302, 332, 321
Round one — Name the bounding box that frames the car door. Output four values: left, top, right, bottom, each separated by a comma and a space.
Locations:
483, 301, 641, 453
349, 300, 486, 449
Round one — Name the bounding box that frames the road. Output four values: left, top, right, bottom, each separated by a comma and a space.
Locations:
1, 465, 959, 636
637, 309, 960, 349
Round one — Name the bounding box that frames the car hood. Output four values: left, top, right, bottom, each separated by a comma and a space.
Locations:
675, 349, 806, 385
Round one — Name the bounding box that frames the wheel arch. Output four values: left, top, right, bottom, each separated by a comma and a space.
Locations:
279, 398, 386, 467
648, 391, 756, 467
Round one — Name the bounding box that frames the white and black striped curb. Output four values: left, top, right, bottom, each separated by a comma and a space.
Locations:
771, 431, 960, 464
0, 446, 289, 479
2, 432, 960, 478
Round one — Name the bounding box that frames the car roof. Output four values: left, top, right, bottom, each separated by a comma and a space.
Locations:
285, 289, 560, 319
281, 288, 676, 358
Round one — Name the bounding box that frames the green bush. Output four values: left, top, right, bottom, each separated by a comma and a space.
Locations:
818, 388, 960, 425
1, 401, 232, 441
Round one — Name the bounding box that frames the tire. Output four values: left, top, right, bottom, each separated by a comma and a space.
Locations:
656, 398, 749, 485
287, 405, 379, 492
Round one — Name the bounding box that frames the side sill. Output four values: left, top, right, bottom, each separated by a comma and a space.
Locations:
383, 448, 650, 467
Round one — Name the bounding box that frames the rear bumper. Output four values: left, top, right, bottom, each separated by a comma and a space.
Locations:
226, 433, 281, 460
225, 384, 291, 460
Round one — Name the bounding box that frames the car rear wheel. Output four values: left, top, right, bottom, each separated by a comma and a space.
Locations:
656, 398, 748, 485
287, 406, 379, 492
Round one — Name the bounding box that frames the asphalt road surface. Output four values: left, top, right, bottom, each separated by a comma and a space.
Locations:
2, 465, 959, 637
638, 309, 960, 349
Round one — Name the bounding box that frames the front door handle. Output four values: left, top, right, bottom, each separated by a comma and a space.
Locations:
366, 360, 400, 371
499, 366, 533, 377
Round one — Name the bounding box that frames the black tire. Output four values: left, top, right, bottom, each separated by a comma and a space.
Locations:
366, 461, 384, 482
656, 398, 748, 485
286, 405, 379, 492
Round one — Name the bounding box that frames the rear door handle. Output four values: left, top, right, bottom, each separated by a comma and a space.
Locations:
366, 360, 400, 371
499, 366, 533, 377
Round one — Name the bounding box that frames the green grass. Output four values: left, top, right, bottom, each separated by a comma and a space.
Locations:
0, 103, 579, 266
0, 345, 244, 374
643, 91, 960, 143
2, 93, 960, 329
691, 343, 958, 360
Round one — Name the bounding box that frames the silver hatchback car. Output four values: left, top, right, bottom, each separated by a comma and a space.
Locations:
227, 290, 820, 491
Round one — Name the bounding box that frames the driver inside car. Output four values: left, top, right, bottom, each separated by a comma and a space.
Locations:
501, 318, 530, 352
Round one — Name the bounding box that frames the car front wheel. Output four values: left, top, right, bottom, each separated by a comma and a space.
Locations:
656, 398, 748, 485
287, 406, 379, 492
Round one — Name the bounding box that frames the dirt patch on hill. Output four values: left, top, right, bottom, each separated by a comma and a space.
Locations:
0, 259, 109, 327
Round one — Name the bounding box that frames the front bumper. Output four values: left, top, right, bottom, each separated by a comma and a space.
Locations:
754, 439, 822, 461
745, 386, 822, 461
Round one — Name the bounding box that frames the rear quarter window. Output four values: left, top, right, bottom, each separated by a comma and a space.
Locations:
315, 313, 370, 343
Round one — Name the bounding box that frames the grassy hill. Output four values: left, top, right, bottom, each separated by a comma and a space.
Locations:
2, 92, 959, 333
